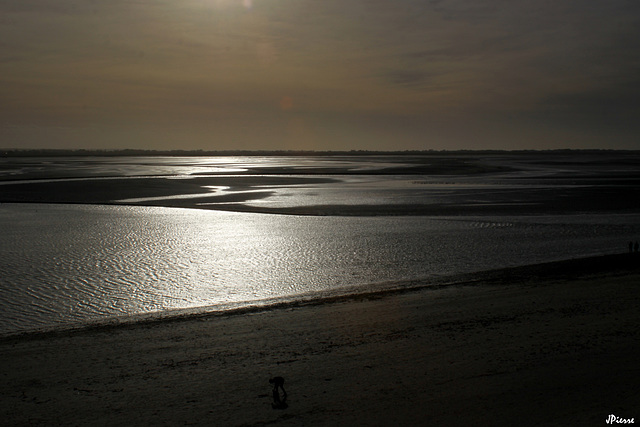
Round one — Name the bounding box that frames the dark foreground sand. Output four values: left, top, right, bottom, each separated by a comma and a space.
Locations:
1, 255, 639, 426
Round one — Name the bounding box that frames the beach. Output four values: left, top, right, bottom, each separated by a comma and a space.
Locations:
1, 254, 638, 426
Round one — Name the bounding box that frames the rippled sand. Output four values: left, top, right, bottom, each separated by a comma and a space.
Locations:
1, 254, 638, 426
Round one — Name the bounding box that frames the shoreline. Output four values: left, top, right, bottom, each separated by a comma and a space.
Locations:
3, 200, 640, 220
2, 254, 639, 425
2, 253, 636, 342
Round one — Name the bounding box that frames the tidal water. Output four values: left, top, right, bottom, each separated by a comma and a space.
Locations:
1, 202, 638, 336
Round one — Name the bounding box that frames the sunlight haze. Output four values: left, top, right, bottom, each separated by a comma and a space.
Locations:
2, 0, 639, 150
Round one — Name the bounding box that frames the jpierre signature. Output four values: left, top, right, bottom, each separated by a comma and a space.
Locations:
607, 414, 635, 424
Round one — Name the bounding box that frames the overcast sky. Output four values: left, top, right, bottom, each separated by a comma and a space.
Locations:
1, 0, 639, 151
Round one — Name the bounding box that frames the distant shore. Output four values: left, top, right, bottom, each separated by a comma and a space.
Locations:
2, 253, 639, 426
4, 148, 639, 157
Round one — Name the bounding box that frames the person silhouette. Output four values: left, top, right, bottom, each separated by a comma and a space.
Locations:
269, 376, 287, 409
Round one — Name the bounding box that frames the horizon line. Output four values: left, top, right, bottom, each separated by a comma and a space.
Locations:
3, 148, 640, 157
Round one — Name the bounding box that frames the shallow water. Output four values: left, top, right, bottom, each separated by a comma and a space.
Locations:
1, 203, 638, 335
1, 153, 639, 335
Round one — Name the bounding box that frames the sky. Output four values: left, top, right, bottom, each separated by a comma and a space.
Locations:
1, 0, 639, 151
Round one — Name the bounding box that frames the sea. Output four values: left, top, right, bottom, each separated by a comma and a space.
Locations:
1, 153, 639, 336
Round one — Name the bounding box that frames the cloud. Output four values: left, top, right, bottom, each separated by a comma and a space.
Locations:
1, 0, 639, 150
382, 70, 433, 87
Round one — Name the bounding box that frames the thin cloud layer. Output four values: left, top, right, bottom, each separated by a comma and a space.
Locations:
1, 0, 638, 150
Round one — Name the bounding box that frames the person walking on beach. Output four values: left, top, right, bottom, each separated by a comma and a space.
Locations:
269, 376, 287, 409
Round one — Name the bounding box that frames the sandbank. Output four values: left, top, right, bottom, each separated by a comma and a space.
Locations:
1, 254, 639, 426
2, 152, 640, 216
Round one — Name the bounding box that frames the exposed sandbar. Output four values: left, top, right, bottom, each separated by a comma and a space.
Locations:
2, 174, 639, 216
2, 153, 640, 216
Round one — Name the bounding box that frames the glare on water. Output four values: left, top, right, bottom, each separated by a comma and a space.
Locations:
1, 203, 638, 335
1, 153, 639, 335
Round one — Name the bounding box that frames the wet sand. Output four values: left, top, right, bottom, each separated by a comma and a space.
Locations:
1, 254, 639, 426
2, 152, 640, 216
2, 176, 638, 216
